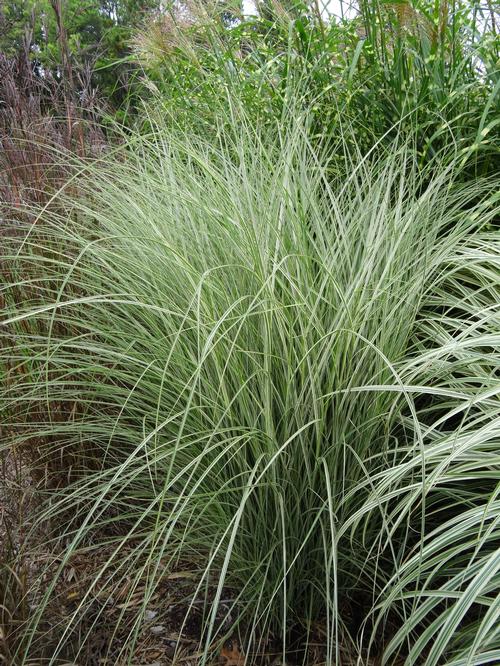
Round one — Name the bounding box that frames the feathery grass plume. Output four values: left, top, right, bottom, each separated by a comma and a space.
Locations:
1, 115, 499, 663
132, 8, 199, 68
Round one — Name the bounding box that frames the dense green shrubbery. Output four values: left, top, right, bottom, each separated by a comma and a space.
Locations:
134, 1, 499, 172
0, 0, 161, 110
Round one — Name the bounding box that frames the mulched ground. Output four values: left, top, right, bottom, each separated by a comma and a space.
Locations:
1, 450, 378, 666
0, 451, 260, 665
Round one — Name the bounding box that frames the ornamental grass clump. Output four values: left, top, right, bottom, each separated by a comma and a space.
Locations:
1, 119, 499, 664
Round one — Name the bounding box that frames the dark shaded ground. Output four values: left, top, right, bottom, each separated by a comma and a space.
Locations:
0, 451, 262, 664
1, 450, 375, 665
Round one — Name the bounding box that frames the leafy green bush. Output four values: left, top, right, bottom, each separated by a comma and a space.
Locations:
133, 1, 499, 173
2, 115, 499, 663
0, 0, 161, 109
